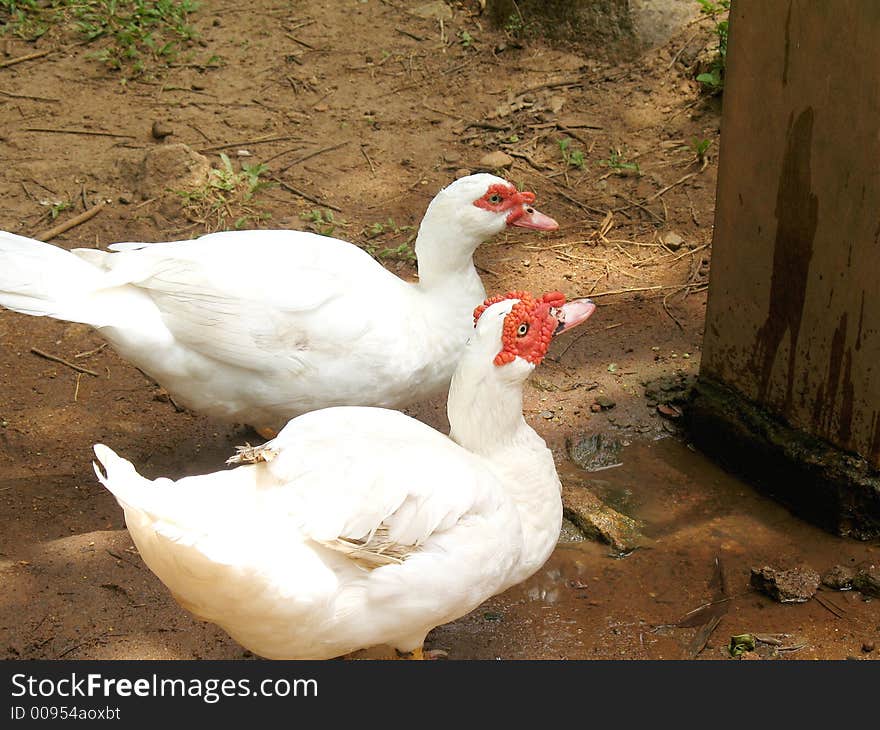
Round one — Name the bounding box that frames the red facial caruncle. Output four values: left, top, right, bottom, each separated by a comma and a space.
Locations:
472, 183, 537, 225
473, 290, 567, 367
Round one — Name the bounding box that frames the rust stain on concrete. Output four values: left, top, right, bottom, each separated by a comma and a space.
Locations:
812, 312, 847, 433
751, 107, 818, 411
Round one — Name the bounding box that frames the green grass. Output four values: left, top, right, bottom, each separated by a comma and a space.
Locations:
1, 0, 202, 78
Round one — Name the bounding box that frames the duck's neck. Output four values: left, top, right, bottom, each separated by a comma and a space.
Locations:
414, 207, 484, 294
447, 360, 563, 582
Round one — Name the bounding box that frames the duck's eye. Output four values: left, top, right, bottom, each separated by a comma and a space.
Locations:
517, 322, 529, 337
488, 193, 503, 204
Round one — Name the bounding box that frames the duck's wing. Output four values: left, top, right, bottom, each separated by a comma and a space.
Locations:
243, 406, 509, 564
85, 231, 406, 373
95, 407, 507, 567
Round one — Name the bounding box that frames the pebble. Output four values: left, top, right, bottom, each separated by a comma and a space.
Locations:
151, 120, 174, 140
821, 564, 855, 590
750, 565, 820, 603
595, 396, 616, 410
540, 410, 554, 420
478, 150, 514, 170
862, 641, 875, 653
660, 231, 684, 250
853, 564, 880, 597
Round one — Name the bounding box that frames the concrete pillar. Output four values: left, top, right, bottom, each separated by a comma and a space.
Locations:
691, 1, 880, 538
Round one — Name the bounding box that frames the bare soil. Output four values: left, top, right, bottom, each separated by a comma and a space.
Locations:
1, 0, 877, 661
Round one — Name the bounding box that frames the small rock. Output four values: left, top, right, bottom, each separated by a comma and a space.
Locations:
657, 403, 682, 418
478, 150, 514, 170
151, 120, 174, 140
643, 373, 696, 405
590, 403, 602, 413
660, 231, 685, 251
750, 565, 820, 603
821, 564, 855, 590
548, 95, 566, 114
852, 564, 880, 597
134, 143, 211, 199
558, 517, 586, 543
540, 410, 554, 420
595, 396, 615, 410
568, 433, 621, 471
862, 641, 875, 653
561, 483, 644, 554
410, 0, 453, 21
455, 168, 472, 178
443, 151, 460, 164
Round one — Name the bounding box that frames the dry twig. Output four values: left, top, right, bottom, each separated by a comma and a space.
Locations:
36, 201, 106, 242
269, 177, 342, 212
0, 49, 52, 69
30, 348, 99, 377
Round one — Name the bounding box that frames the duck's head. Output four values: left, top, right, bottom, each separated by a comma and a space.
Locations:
421, 173, 558, 247
470, 290, 596, 383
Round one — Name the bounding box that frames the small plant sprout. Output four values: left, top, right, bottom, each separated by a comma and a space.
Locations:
691, 137, 713, 164
600, 148, 640, 176
360, 218, 416, 263
558, 138, 585, 169
39, 198, 73, 221
300, 209, 346, 237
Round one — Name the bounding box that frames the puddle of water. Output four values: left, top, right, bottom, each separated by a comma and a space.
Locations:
428, 437, 880, 660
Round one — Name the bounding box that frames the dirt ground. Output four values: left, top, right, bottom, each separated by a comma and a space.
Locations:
1, 0, 877, 661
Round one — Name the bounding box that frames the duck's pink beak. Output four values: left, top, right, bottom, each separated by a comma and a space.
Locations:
510, 204, 559, 231
552, 298, 596, 335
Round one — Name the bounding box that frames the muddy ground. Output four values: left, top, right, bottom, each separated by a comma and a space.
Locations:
1, 0, 877, 660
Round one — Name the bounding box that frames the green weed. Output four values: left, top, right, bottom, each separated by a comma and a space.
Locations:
600, 149, 640, 176
300, 208, 345, 237
0, 0, 202, 77
179, 153, 273, 231
690, 137, 713, 164
558, 138, 585, 169
695, 0, 730, 92
0, 0, 50, 39
361, 217, 416, 263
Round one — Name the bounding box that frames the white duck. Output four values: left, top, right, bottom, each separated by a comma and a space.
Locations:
92, 289, 596, 659
0, 174, 557, 432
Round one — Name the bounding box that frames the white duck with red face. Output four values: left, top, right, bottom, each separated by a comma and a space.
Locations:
92, 290, 596, 660
0, 174, 556, 431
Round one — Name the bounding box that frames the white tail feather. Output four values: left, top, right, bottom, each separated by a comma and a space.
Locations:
92, 444, 156, 513
0, 231, 108, 323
